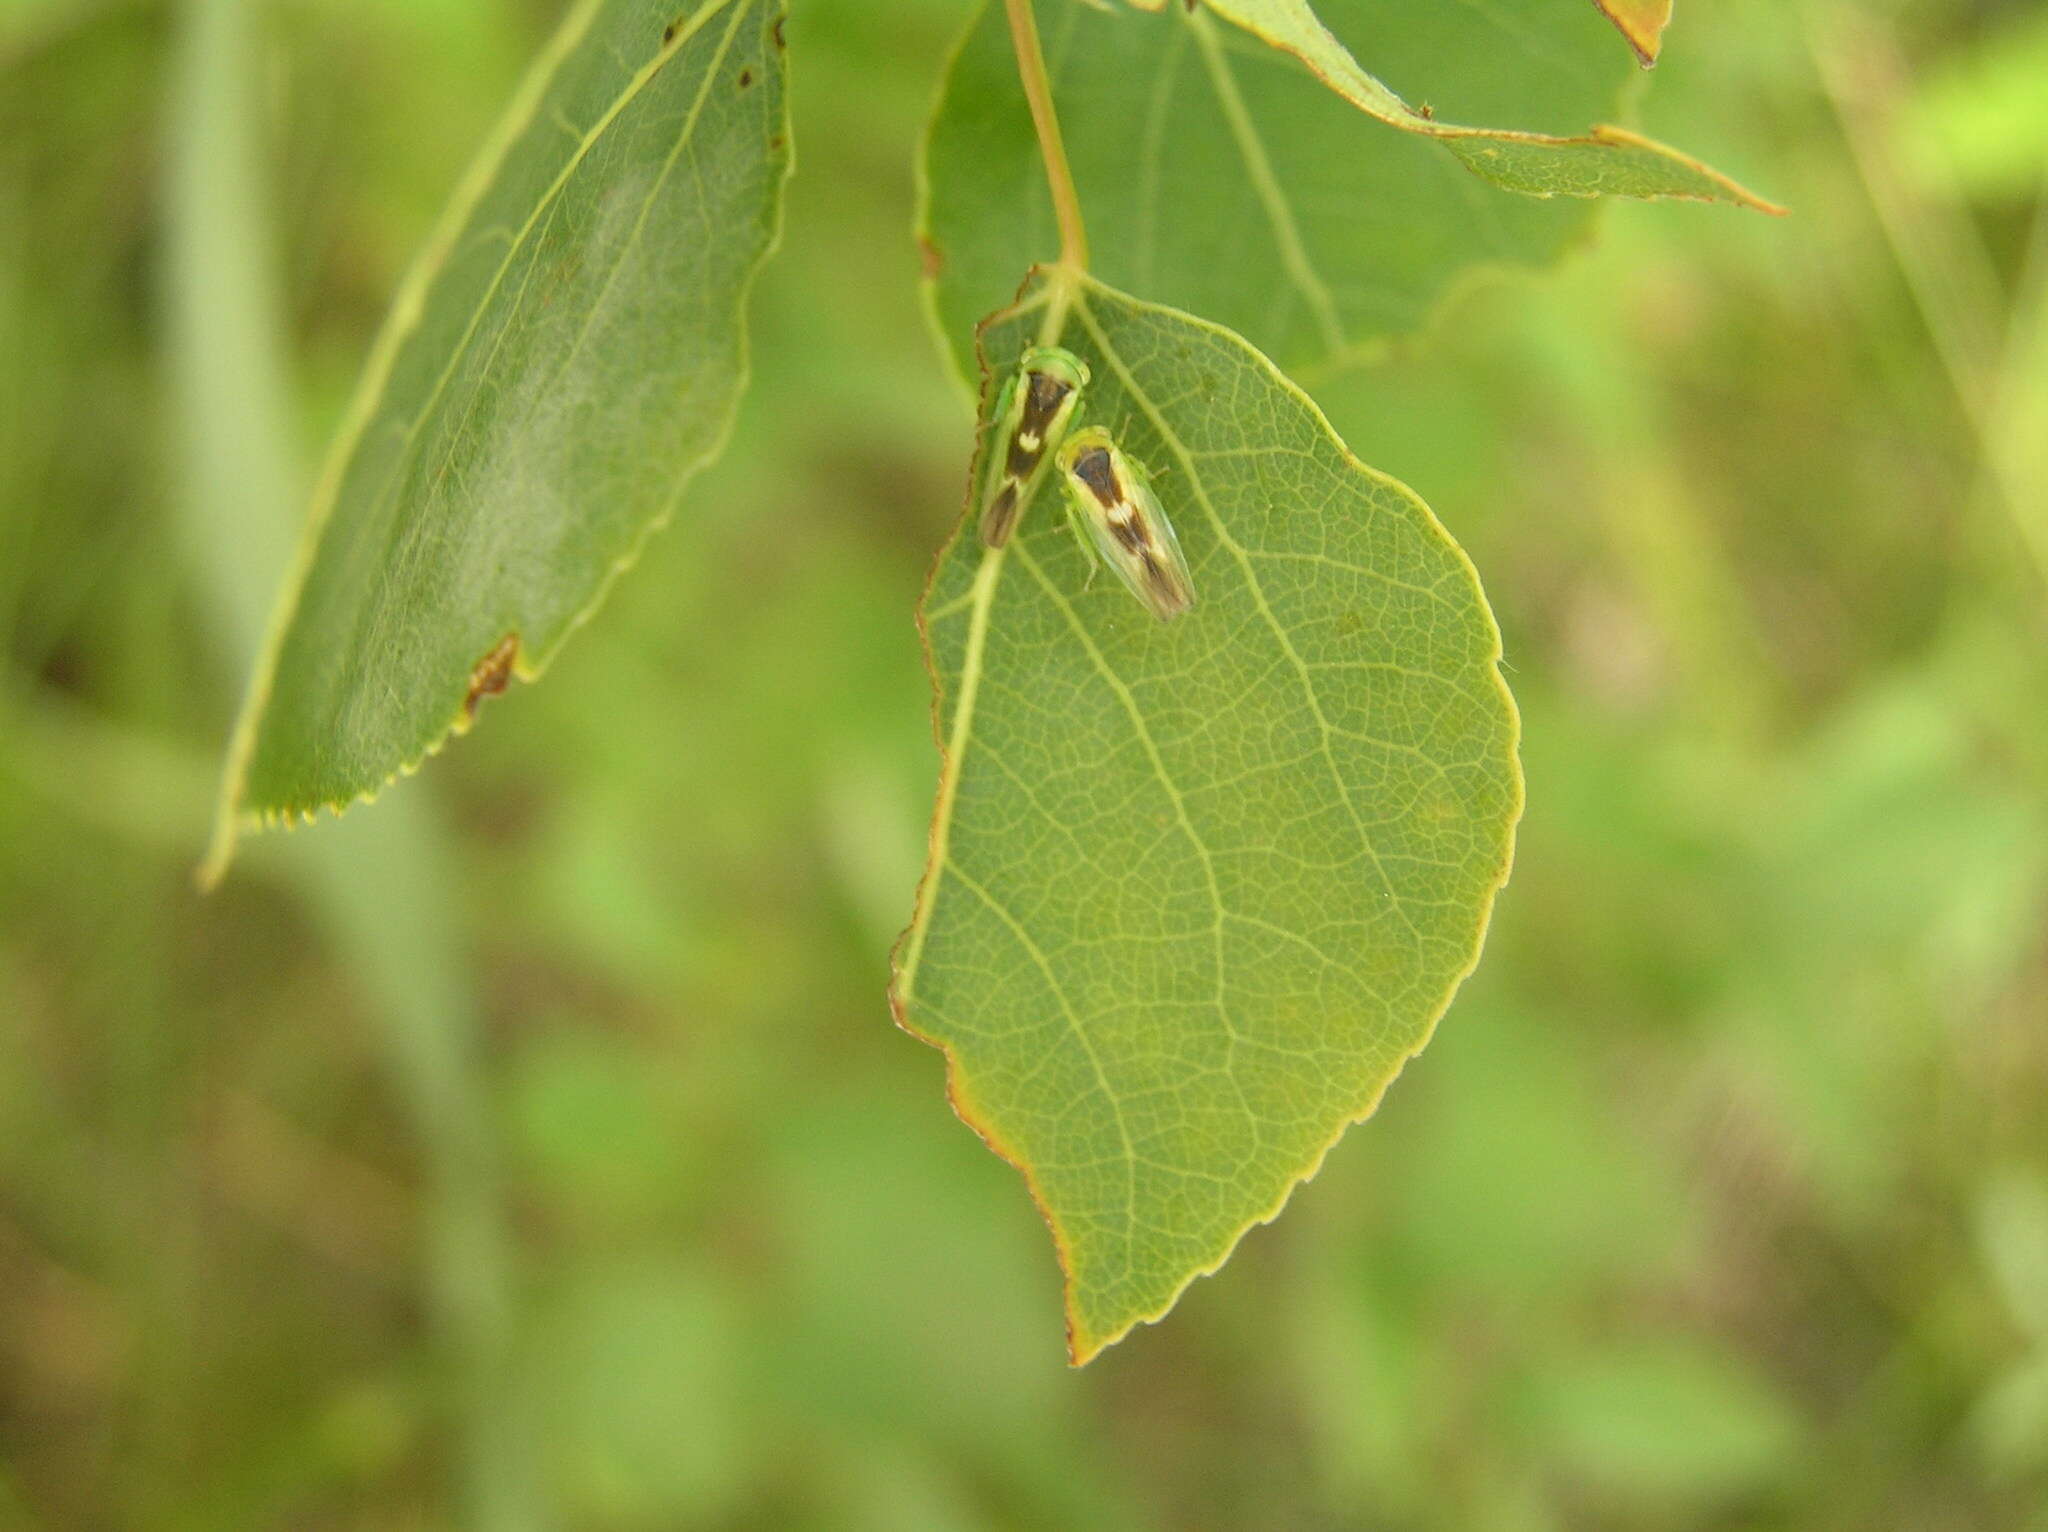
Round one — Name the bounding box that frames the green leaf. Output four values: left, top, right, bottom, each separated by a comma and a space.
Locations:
202, 0, 791, 882
891, 271, 1521, 1362
1186, 0, 1774, 203
921, 0, 1778, 383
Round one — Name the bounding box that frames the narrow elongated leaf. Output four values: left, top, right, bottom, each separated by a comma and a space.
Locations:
892, 272, 1521, 1361
203, 0, 790, 881
922, 0, 1774, 385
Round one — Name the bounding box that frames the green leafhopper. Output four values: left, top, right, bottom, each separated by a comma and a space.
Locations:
979, 346, 1090, 547
1056, 426, 1196, 622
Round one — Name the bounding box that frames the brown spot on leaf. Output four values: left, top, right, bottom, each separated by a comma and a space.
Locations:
918, 234, 944, 280
464, 633, 520, 721
772, 15, 786, 50
738, 66, 754, 88
662, 18, 681, 44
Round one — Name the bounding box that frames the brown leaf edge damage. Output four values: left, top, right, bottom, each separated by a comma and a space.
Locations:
459, 633, 522, 725
888, 272, 1526, 1364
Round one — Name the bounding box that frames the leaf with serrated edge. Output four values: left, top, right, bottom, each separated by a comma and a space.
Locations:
892, 271, 1522, 1362
201, 0, 791, 883
922, 1, 1773, 387
1590, 0, 1675, 67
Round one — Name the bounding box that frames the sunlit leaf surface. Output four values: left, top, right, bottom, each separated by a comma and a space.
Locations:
204, 0, 790, 878
923, 0, 1775, 381
893, 273, 1522, 1360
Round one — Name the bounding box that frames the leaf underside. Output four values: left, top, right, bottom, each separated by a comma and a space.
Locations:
205, 0, 790, 877
923, 0, 1775, 385
893, 273, 1522, 1362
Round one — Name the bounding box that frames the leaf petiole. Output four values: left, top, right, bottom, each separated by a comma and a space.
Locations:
1003, 0, 1090, 273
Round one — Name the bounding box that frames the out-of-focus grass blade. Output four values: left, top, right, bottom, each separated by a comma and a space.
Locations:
203, 0, 793, 883
892, 272, 1521, 1362
166, 2, 533, 1524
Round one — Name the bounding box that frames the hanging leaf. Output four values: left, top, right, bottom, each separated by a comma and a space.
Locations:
203, 0, 791, 881
893, 272, 1522, 1361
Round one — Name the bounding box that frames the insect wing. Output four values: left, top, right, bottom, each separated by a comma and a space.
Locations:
977, 369, 1026, 545
978, 347, 1089, 547
1059, 430, 1196, 622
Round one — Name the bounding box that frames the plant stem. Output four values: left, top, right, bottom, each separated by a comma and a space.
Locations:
1004, 0, 1088, 273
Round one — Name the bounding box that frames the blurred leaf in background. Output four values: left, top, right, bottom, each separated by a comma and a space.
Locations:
921, 0, 1777, 384
3, 0, 2047, 1528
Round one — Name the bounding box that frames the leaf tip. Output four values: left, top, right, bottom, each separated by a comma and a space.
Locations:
888, 961, 1099, 1366
1589, 0, 1673, 68
1588, 124, 1789, 215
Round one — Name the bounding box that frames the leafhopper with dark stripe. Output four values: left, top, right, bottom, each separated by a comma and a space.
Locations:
1056, 426, 1196, 622
978, 346, 1090, 547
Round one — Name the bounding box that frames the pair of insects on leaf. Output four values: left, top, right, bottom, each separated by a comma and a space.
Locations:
978, 346, 1196, 622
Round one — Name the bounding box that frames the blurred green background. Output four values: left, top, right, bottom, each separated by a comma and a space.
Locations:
4, 0, 2047, 1526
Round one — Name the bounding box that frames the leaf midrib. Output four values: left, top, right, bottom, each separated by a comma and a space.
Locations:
1071, 289, 1429, 945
